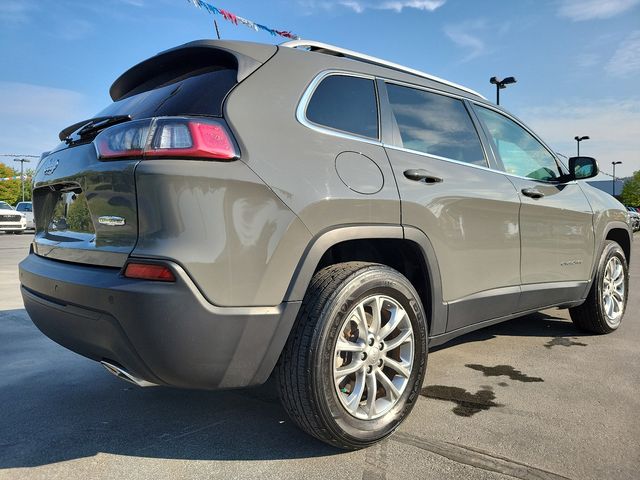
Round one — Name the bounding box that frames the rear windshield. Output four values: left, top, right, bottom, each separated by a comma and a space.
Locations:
16, 203, 32, 212
96, 68, 237, 119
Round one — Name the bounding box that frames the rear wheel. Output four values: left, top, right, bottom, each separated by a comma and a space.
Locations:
277, 262, 428, 449
570, 240, 628, 334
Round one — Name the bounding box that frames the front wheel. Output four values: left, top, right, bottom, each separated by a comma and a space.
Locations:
569, 240, 629, 334
277, 262, 428, 449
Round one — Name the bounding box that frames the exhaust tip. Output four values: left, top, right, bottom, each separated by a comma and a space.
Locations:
101, 360, 157, 388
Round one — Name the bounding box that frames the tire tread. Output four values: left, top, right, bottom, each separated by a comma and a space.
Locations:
277, 262, 384, 449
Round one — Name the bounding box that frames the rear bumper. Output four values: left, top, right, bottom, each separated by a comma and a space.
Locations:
19, 253, 300, 390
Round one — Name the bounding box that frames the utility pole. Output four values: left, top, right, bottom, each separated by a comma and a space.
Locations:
611, 161, 622, 197
13, 158, 31, 202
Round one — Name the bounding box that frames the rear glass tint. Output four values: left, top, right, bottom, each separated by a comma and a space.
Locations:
17, 203, 32, 212
306, 75, 379, 139
96, 68, 237, 119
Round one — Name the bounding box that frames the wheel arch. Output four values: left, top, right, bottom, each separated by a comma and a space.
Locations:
604, 224, 632, 265
283, 225, 447, 336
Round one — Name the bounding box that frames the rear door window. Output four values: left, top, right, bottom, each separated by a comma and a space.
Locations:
306, 75, 379, 139
386, 83, 486, 166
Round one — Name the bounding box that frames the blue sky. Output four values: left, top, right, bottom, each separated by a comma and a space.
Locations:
0, 0, 639, 178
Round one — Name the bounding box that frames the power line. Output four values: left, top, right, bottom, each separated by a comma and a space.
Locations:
0, 154, 39, 158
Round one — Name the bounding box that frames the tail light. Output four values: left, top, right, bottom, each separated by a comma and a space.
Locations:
95, 117, 239, 161
124, 262, 176, 282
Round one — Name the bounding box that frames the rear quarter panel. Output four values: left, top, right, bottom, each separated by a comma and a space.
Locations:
223, 47, 402, 236
132, 159, 311, 307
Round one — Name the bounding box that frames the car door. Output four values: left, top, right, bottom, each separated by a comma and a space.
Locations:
379, 81, 522, 334
472, 104, 595, 310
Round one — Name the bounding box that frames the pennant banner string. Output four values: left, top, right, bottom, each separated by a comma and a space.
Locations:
187, 0, 300, 40
0, 176, 28, 182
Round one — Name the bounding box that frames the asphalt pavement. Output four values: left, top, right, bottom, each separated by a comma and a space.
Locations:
0, 232, 638, 480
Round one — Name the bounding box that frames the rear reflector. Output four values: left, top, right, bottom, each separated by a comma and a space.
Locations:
95, 116, 238, 161
124, 263, 176, 282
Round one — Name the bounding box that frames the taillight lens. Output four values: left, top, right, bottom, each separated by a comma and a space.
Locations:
95, 117, 239, 161
124, 262, 176, 282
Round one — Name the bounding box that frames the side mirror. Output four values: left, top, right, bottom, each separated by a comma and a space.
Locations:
569, 156, 599, 180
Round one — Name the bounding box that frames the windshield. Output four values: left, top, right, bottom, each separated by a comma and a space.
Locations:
0, 202, 14, 210
16, 202, 32, 212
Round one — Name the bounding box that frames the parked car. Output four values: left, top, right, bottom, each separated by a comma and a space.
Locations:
0, 201, 26, 234
16, 201, 35, 230
20, 40, 632, 449
626, 206, 640, 231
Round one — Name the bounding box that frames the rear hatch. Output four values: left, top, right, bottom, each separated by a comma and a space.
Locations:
32, 40, 276, 267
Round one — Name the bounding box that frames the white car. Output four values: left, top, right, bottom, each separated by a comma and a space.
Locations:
0, 201, 27, 234
626, 206, 640, 232
16, 201, 35, 230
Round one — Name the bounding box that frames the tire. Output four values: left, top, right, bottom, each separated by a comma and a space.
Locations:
277, 262, 428, 449
569, 240, 629, 334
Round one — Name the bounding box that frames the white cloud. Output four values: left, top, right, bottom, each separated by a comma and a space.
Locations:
117, 0, 145, 6
575, 53, 600, 68
340, 1, 365, 13
0, 0, 34, 25
0, 82, 95, 157
298, 0, 446, 13
443, 23, 485, 61
519, 99, 640, 178
378, 1, 445, 12
558, 0, 640, 21
606, 30, 640, 77
442, 19, 509, 62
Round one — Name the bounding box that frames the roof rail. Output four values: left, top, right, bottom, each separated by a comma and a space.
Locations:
281, 40, 486, 100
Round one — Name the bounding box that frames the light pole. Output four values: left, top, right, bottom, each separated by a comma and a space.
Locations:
612, 161, 622, 197
574, 135, 589, 156
489, 76, 517, 105
13, 158, 31, 202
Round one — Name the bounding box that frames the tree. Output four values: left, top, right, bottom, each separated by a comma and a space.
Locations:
0, 163, 21, 205
620, 171, 640, 206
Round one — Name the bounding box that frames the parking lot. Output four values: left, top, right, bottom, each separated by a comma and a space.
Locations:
0, 232, 638, 480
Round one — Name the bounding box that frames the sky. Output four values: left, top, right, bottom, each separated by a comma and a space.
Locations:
0, 0, 639, 179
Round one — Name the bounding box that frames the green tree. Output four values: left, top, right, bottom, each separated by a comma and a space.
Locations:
66, 194, 94, 233
0, 163, 21, 205
620, 171, 640, 206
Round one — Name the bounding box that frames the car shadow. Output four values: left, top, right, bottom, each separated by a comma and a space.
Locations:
430, 310, 593, 352
0, 307, 590, 469
0, 309, 339, 469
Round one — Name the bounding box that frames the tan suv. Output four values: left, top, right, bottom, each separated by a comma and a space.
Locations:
20, 39, 632, 449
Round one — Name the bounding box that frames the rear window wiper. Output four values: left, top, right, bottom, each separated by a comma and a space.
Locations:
59, 115, 131, 143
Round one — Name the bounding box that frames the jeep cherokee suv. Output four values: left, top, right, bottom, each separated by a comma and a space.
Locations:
19, 40, 632, 449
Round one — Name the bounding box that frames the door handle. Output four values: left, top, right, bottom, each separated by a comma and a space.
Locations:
521, 188, 545, 199
403, 169, 442, 184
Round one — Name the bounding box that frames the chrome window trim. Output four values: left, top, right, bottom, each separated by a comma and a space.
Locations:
384, 144, 576, 184
384, 144, 499, 175
384, 78, 474, 103
297, 71, 575, 185
296, 70, 383, 146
